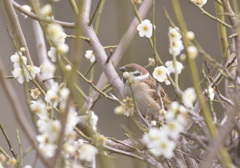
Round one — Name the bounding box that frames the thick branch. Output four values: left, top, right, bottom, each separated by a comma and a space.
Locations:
221, 0, 240, 72
81, 0, 124, 98
92, 0, 152, 99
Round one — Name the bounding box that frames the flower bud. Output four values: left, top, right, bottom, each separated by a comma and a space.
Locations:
65, 64, 72, 71
0, 154, 6, 163
57, 43, 69, 54
187, 46, 198, 59
123, 72, 130, 80
148, 58, 155, 66
20, 47, 26, 52
180, 54, 186, 61
186, 31, 195, 41
114, 105, 124, 115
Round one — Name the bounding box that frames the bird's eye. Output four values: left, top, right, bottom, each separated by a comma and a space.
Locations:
133, 71, 141, 76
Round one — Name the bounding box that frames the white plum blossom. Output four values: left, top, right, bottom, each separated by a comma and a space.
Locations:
207, 86, 215, 101
169, 39, 184, 56
182, 88, 197, 108
50, 82, 59, 92
168, 27, 182, 40
78, 143, 98, 162
46, 120, 61, 142
165, 120, 183, 139
165, 101, 179, 121
30, 88, 41, 99
152, 66, 170, 85
137, 19, 154, 38
36, 133, 48, 144
40, 61, 56, 80
87, 111, 98, 131
23, 165, 32, 168
151, 137, 176, 158
85, 50, 95, 63
166, 102, 188, 124
45, 89, 59, 107
191, 0, 207, 7
39, 143, 57, 157
65, 107, 80, 135
10, 52, 27, 68
39, 4, 52, 18
169, 27, 184, 56
12, 68, 25, 84
30, 100, 48, 119
143, 127, 176, 158
21, 5, 32, 18
48, 47, 57, 62
165, 60, 184, 74
64, 160, 83, 168
37, 118, 49, 133
12, 65, 40, 84
143, 128, 165, 149
62, 141, 76, 159
27, 65, 41, 79
46, 23, 67, 46
60, 88, 70, 101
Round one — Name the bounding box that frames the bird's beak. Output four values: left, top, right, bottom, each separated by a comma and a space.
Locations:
118, 66, 125, 72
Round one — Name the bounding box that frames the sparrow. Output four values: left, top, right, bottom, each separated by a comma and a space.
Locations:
119, 63, 171, 120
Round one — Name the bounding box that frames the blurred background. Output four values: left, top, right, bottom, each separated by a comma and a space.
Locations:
0, 0, 234, 167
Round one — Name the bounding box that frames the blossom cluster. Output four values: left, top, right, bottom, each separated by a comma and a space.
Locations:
85, 50, 96, 63
29, 83, 99, 166
114, 97, 135, 117
151, 27, 185, 86
11, 50, 40, 84
169, 27, 184, 56
10, 50, 99, 166
141, 86, 199, 158
10, 49, 56, 83
143, 101, 188, 158
46, 23, 69, 55
37, 3, 69, 63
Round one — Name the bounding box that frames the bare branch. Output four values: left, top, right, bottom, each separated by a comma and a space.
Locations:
12, 0, 75, 28
90, 0, 152, 101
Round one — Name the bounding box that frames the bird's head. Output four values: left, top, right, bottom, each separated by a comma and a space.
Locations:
119, 63, 149, 83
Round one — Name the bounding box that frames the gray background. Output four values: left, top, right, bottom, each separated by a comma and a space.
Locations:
0, 0, 231, 167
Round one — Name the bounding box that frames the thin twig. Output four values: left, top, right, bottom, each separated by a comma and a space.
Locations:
0, 123, 18, 160
0, 147, 11, 159
189, 0, 231, 29
88, 0, 102, 26
16, 130, 22, 168
12, 0, 75, 28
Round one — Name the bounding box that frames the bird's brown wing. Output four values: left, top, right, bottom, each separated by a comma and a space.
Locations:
142, 75, 171, 106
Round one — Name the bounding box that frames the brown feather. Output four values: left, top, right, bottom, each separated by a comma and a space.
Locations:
142, 75, 171, 107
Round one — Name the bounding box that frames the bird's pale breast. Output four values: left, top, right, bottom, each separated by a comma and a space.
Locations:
124, 82, 160, 119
